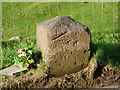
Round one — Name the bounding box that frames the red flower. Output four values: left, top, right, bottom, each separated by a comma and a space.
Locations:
82, 1, 86, 3
17, 49, 24, 54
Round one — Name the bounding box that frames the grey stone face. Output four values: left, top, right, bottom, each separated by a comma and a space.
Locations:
37, 16, 91, 76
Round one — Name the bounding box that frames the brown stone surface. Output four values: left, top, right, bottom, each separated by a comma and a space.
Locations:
37, 16, 91, 76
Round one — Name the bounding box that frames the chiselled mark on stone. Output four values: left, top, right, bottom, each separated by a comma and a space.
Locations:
84, 48, 90, 53
73, 41, 78, 46
65, 55, 69, 59
52, 31, 68, 40
74, 62, 77, 65
59, 63, 61, 66
74, 32, 77, 35
83, 57, 85, 59
54, 61, 57, 63
65, 39, 71, 44
61, 69, 64, 71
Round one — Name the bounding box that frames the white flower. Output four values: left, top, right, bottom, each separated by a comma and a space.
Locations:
18, 52, 26, 57
28, 50, 32, 54
18, 54, 22, 57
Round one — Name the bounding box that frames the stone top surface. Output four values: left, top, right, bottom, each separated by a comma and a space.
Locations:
37, 16, 90, 34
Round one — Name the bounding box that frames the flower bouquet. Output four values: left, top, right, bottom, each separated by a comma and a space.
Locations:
14, 48, 35, 69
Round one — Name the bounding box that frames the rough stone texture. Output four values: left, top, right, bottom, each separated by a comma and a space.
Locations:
37, 16, 91, 76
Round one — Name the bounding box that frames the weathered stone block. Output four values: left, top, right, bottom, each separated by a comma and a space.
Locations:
37, 16, 91, 76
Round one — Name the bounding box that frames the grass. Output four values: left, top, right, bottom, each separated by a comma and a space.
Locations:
91, 30, 120, 67
1, 2, 120, 70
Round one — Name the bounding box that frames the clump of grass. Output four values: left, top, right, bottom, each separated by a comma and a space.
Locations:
91, 48, 104, 63
1, 40, 20, 69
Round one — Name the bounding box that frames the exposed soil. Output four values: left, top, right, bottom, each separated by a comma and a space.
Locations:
1, 63, 120, 89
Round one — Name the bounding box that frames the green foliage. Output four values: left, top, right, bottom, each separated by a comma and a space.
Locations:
14, 47, 34, 69
14, 43, 42, 69
92, 48, 104, 62
28, 59, 34, 64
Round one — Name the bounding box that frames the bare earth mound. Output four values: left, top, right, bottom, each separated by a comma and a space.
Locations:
1, 59, 120, 89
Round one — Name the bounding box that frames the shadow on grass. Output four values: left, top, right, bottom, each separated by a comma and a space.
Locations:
91, 41, 120, 78
91, 41, 120, 68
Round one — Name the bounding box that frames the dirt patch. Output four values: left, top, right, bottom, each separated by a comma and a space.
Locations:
1, 64, 120, 89
93, 65, 120, 88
